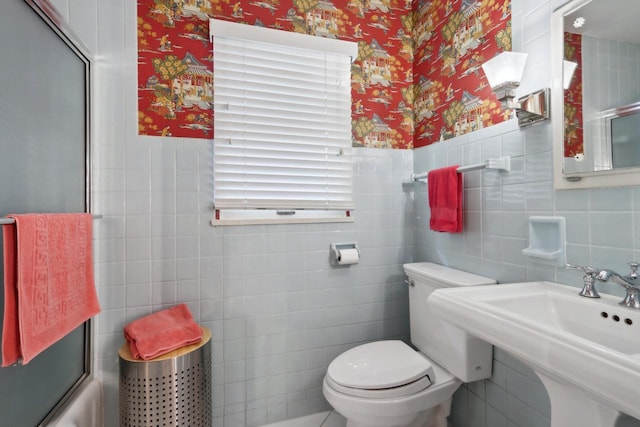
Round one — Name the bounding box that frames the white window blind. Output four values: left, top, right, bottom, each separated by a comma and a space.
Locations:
210, 20, 357, 223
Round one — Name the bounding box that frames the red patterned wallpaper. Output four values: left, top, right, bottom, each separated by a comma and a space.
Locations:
563, 32, 583, 158
413, 0, 511, 148
137, 0, 511, 149
137, 0, 414, 148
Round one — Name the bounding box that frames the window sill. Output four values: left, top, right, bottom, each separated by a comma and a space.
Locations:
210, 209, 355, 226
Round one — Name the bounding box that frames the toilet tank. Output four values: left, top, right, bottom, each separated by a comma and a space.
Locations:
403, 262, 496, 382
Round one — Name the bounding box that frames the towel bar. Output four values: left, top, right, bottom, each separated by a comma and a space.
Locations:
411, 156, 511, 182
0, 214, 103, 225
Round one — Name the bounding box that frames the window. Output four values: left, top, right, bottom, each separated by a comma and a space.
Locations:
209, 19, 357, 225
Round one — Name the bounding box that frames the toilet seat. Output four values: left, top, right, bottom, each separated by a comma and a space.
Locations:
326, 340, 435, 398
325, 372, 432, 398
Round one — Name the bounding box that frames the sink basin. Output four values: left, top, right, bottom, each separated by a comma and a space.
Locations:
427, 281, 640, 426
483, 284, 640, 354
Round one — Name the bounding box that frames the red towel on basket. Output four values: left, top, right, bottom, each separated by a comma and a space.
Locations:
2, 213, 101, 366
124, 303, 202, 360
428, 166, 463, 233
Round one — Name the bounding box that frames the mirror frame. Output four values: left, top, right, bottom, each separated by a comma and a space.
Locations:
552, 0, 640, 190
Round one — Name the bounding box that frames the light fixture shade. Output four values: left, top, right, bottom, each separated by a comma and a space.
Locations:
563, 60, 578, 90
481, 52, 528, 89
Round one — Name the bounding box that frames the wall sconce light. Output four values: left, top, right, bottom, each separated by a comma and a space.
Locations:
481, 52, 550, 128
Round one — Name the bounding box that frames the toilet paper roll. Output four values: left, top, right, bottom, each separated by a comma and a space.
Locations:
337, 248, 359, 265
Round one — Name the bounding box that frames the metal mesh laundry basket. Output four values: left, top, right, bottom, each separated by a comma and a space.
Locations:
119, 326, 212, 427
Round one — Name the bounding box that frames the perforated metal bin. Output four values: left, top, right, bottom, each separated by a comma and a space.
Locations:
119, 326, 212, 427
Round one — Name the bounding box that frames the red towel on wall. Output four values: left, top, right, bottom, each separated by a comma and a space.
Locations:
124, 303, 202, 360
428, 166, 463, 233
2, 213, 101, 366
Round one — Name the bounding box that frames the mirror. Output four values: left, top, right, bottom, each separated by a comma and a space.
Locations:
552, 0, 640, 189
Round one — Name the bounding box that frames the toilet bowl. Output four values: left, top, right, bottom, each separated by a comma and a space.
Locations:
322, 262, 496, 427
323, 341, 460, 427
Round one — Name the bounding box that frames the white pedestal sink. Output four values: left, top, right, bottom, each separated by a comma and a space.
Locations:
427, 281, 640, 427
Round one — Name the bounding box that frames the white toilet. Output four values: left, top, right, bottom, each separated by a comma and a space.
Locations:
322, 262, 496, 427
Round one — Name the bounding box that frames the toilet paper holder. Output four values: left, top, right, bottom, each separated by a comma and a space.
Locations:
330, 243, 360, 266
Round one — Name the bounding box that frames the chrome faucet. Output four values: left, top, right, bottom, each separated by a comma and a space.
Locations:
564, 263, 600, 298
595, 263, 640, 309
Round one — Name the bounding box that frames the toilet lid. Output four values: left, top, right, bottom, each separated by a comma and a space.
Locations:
326, 340, 434, 390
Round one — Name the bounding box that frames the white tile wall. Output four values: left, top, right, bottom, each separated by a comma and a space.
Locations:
212, 149, 414, 427
583, 36, 640, 115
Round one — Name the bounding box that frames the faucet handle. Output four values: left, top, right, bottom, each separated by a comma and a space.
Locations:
565, 263, 600, 298
628, 262, 639, 279
565, 263, 598, 276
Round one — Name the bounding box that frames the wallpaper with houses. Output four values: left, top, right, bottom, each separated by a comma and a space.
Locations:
137, 0, 510, 149
413, 0, 511, 148
563, 31, 583, 158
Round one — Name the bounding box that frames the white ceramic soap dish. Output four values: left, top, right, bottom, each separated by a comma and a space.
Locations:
522, 216, 566, 266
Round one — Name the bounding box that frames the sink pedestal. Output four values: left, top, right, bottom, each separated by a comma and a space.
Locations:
537, 372, 621, 427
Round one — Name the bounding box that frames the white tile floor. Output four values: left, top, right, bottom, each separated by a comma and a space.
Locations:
260, 411, 346, 427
